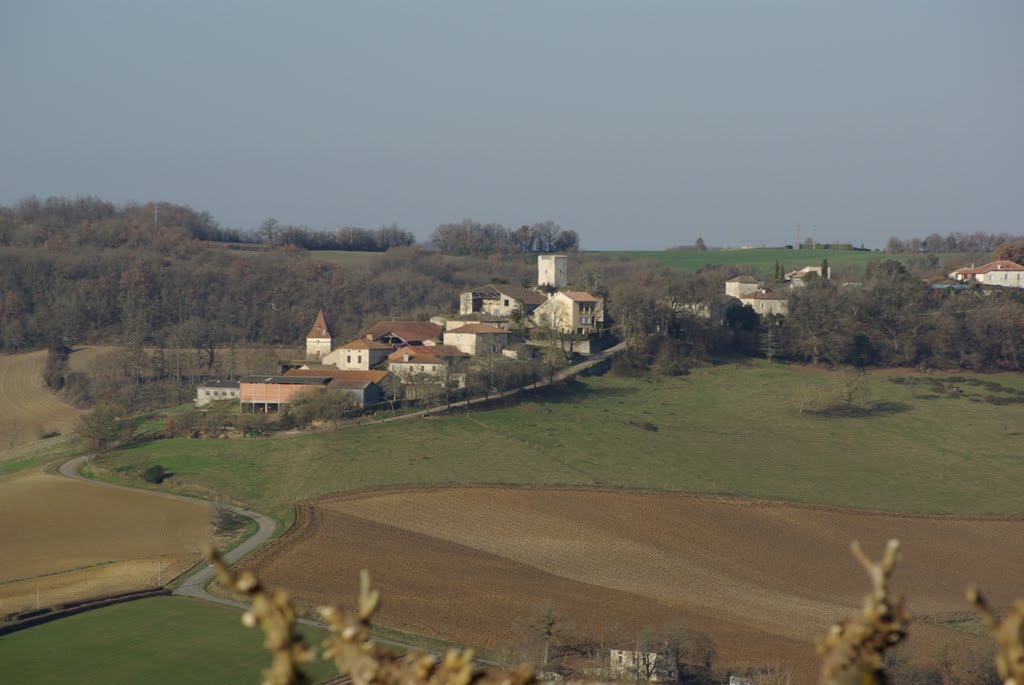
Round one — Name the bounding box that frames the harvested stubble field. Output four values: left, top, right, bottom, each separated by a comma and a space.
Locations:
0, 469, 210, 615
247, 488, 1024, 679
0, 346, 118, 453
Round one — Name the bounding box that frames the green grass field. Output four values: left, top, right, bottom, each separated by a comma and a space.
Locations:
603, 248, 982, 278
0, 596, 337, 685
93, 363, 1024, 516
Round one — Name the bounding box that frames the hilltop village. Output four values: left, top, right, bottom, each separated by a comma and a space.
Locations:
197, 255, 606, 413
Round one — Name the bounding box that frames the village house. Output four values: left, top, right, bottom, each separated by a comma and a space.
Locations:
738, 287, 788, 315
443, 323, 511, 356
785, 264, 829, 286
502, 342, 536, 360
323, 338, 393, 370
724, 275, 760, 298
305, 309, 333, 361
283, 368, 389, 407
364, 320, 443, 347
533, 291, 604, 335
386, 345, 468, 383
195, 379, 239, 406
609, 648, 660, 682
458, 283, 547, 317
948, 260, 1024, 289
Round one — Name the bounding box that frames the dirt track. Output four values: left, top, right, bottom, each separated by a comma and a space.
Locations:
248, 488, 1024, 677
0, 468, 210, 615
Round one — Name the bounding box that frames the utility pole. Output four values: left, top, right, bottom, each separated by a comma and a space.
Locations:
36, 586, 40, 610
796, 225, 801, 249
154, 203, 159, 227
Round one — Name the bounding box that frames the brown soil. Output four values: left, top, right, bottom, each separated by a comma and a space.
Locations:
247, 488, 1024, 679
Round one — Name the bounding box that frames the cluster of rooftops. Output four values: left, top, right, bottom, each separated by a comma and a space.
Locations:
198, 255, 605, 409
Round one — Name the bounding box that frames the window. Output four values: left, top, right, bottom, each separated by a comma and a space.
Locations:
358, 354, 362, 364
204, 390, 211, 396
504, 299, 510, 306
347, 355, 351, 363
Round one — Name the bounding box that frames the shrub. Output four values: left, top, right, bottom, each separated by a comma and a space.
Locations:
142, 464, 166, 484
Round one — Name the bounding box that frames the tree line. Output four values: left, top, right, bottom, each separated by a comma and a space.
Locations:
609, 260, 1024, 373
885, 231, 1024, 255
429, 219, 580, 256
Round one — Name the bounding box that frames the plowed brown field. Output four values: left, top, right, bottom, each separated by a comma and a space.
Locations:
0, 469, 210, 614
0, 346, 118, 452
248, 488, 1024, 678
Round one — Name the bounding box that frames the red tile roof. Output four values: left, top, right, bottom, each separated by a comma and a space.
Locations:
562, 291, 600, 302
956, 260, 1024, 275
284, 368, 389, 384
364, 321, 443, 343
387, 345, 468, 362
446, 324, 508, 335
336, 338, 395, 350
307, 309, 331, 339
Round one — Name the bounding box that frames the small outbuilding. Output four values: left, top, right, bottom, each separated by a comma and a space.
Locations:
195, 380, 240, 406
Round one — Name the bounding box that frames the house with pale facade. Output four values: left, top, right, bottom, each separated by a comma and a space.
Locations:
786, 265, 829, 286
738, 287, 788, 315
609, 648, 660, 682
533, 291, 604, 335
444, 324, 511, 356
364, 320, 443, 347
323, 338, 393, 370
436, 312, 512, 330
306, 309, 333, 361
538, 254, 568, 288
725, 275, 760, 298
386, 345, 468, 396
459, 283, 547, 317
195, 380, 240, 406
948, 260, 1024, 289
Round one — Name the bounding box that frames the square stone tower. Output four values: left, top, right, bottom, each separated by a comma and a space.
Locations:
305, 309, 333, 361
538, 254, 568, 288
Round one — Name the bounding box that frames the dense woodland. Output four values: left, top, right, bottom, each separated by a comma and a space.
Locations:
2, 196, 1023, 414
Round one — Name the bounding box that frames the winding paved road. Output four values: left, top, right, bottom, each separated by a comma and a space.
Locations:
59, 455, 277, 605
53, 343, 626, 657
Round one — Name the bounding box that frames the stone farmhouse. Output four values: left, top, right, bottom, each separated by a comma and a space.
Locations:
386, 345, 468, 390
533, 291, 604, 335
722, 265, 829, 317
609, 648, 660, 682
443, 323, 511, 356
363, 320, 444, 347
459, 283, 546, 317
323, 338, 393, 370
739, 286, 788, 315
948, 259, 1024, 289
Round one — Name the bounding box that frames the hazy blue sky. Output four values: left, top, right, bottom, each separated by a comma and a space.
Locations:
2, 1, 1021, 249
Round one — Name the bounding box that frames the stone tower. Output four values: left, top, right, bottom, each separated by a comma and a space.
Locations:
305, 309, 333, 361
538, 254, 568, 288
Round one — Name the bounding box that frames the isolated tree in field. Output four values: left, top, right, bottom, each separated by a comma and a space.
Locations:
75, 402, 126, 452
694, 237, 707, 251
529, 603, 564, 666
259, 217, 280, 246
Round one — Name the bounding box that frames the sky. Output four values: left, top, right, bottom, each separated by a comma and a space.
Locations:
1, 1, 1022, 250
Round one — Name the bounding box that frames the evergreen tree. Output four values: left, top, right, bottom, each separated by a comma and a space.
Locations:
821, 258, 830, 281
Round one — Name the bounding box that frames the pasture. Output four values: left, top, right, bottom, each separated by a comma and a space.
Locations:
248, 487, 1023, 680
603, 247, 980, 278
94, 363, 1024, 516
0, 596, 336, 684
0, 469, 210, 615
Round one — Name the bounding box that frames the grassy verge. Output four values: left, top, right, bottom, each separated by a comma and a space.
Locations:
0, 596, 337, 684
93, 363, 1024, 516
